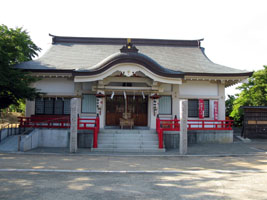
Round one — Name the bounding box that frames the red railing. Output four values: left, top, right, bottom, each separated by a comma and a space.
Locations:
77, 116, 100, 148
18, 115, 100, 148
187, 120, 233, 130
156, 116, 233, 148
18, 116, 71, 128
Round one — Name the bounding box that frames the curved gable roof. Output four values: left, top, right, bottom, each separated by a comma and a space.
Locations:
74, 52, 184, 78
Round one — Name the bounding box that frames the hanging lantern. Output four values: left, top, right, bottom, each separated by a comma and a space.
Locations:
150, 94, 161, 99
95, 92, 105, 98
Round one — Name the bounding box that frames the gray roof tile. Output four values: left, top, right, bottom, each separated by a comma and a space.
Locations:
16, 37, 250, 75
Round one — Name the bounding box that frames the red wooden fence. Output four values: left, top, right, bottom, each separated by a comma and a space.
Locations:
18, 116, 71, 128
77, 117, 99, 148
18, 115, 100, 148
156, 117, 233, 148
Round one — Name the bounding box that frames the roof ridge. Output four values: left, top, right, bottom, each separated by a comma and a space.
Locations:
49, 34, 203, 47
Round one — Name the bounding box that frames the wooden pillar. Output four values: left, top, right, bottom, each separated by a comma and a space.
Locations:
172, 84, 179, 118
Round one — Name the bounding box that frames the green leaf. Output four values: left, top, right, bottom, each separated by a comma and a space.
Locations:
0, 24, 41, 110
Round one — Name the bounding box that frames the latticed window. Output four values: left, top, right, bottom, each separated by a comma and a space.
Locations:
188, 99, 198, 117
63, 99, 71, 114
35, 99, 44, 114
159, 96, 172, 115
35, 98, 70, 115
204, 100, 209, 118
188, 99, 209, 118
82, 94, 96, 113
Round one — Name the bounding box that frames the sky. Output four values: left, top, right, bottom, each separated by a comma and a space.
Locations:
1, 0, 266, 96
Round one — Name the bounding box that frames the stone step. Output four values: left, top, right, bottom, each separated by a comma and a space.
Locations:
99, 129, 156, 134
93, 129, 164, 152
142, 141, 159, 144
92, 148, 166, 153
97, 139, 158, 143
98, 137, 158, 142
97, 133, 158, 141
97, 140, 158, 146
97, 139, 158, 144
98, 133, 158, 139
98, 143, 159, 148
98, 144, 139, 148
100, 130, 140, 134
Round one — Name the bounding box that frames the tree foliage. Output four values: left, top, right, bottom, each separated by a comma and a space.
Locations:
230, 66, 267, 124
225, 95, 236, 118
0, 25, 41, 110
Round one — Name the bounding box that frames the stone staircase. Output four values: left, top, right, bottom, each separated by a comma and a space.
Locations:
92, 129, 165, 152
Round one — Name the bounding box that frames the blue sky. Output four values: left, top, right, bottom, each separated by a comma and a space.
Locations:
1, 0, 266, 96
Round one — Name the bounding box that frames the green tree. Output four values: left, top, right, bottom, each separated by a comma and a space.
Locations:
225, 95, 236, 118
231, 66, 267, 125
0, 25, 41, 110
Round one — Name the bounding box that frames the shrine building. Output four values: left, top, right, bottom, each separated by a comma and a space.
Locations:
15, 35, 252, 152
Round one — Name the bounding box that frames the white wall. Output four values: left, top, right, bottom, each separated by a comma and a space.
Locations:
160, 83, 172, 92
25, 100, 35, 117
34, 78, 75, 95
172, 84, 179, 118
179, 81, 218, 97
218, 83, 226, 120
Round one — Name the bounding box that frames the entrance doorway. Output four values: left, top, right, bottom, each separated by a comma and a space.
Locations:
106, 95, 148, 126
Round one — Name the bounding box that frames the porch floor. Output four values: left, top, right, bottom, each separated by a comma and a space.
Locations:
104, 126, 150, 130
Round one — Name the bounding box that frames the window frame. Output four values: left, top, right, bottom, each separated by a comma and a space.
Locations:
35, 97, 70, 115
158, 95, 172, 115
188, 99, 210, 118
81, 94, 97, 114
204, 100, 210, 118
188, 99, 199, 118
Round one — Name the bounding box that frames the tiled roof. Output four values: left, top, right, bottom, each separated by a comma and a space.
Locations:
16, 36, 251, 76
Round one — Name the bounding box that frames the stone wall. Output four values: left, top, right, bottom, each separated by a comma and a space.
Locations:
0, 129, 8, 142
20, 128, 94, 151
20, 129, 70, 151
77, 131, 94, 148
164, 130, 233, 149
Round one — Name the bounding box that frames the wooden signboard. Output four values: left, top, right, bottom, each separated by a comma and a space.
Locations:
198, 99, 204, 119
214, 100, 218, 120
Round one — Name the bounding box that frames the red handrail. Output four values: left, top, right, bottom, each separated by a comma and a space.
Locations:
156, 116, 234, 149
77, 116, 100, 148
18, 115, 100, 148
18, 116, 71, 128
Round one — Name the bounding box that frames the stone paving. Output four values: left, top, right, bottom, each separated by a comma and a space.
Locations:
0, 135, 19, 152
1, 135, 267, 157
0, 151, 267, 200
21, 140, 267, 156
0, 137, 267, 200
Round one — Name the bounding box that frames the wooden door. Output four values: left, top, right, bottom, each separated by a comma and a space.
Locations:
106, 95, 125, 126
106, 95, 148, 126
127, 96, 148, 126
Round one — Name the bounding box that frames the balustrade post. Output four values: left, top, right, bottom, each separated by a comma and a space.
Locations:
93, 127, 98, 148
156, 117, 159, 131
96, 114, 100, 132
159, 129, 163, 148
